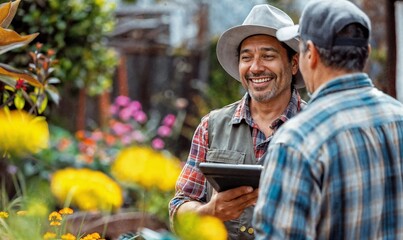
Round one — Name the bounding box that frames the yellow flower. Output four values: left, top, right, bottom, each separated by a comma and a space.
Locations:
59, 207, 74, 215
48, 211, 62, 221
0, 211, 9, 218
111, 146, 181, 191
174, 212, 227, 240
48, 211, 62, 226
50, 221, 61, 226
16, 210, 27, 216
51, 168, 123, 211
0, 109, 49, 156
61, 233, 77, 240
43, 232, 57, 239
80, 232, 101, 240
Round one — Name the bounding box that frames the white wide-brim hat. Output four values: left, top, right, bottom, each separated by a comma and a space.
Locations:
216, 4, 304, 88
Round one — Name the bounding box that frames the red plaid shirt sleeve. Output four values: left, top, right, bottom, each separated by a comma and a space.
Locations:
169, 113, 210, 220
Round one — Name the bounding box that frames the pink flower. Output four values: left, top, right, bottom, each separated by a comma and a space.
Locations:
133, 111, 147, 124
128, 101, 142, 112
114, 96, 131, 107
109, 105, 119, 115
162, 114, 176, 127
119, 107, 133, 121
151, 138, 165, 150
131, 130, 145, 143
175, 98, 188, 109
111, 122, 132, 136
157, 125, 172, 137
120, 134, 133, 145
91, 130, 104, 141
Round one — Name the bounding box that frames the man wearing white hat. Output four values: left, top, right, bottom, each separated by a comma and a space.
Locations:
169, 4, 305, 239
254, 0, 403, 239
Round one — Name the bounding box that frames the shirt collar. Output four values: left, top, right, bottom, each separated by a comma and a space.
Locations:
308, 73, 373, 104
231, 88, 303, 129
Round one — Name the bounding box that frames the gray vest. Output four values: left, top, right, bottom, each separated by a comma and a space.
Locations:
207, 101, 259, 240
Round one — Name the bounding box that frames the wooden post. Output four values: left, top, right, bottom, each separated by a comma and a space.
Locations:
117, 53, 129, 97
76, 88, 87, 131
98, 91, 111, 128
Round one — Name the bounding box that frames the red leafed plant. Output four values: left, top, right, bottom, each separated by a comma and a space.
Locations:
0, 0, 60, 115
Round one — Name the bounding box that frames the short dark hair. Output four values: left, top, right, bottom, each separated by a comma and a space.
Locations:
301, 23, 370, 72
280, 42, 297, 63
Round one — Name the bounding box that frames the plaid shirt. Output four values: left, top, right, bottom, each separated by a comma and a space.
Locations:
253, 73, 403, 239
169, 88, 304, 223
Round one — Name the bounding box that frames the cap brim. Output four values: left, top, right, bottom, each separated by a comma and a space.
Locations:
276, 25, 300, 42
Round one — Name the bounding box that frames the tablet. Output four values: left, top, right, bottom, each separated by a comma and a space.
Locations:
198, 162, 263, 192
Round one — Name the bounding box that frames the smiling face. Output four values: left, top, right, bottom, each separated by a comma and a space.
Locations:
238, 35, 298, 103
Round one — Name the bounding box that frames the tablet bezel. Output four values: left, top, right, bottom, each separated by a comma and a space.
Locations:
198, 162, 263, 192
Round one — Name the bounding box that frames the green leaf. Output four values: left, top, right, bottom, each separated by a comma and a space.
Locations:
46, 77, 60, 84
45, 85, 60, 105
38, 95, 48, 114
2, 90, 10, 104
14, 91, 25, 109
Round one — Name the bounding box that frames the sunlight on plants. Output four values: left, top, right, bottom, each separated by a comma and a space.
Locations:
50, 168, 123, 212
111, 146, 181, 191
174, 212, 228, 240
0, 1, 227, 239
0, 109, 49, 157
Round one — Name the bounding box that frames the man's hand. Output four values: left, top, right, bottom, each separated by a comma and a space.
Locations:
199, 186, 259, 221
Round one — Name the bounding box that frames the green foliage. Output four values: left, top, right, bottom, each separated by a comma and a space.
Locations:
2, 0, 118, 96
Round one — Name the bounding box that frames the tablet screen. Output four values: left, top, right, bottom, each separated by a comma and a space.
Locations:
198, 162, 263, 192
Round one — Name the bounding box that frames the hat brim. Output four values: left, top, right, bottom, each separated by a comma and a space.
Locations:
217, 25, 304, 88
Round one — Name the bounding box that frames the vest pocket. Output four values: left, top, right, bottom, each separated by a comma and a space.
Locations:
206, 149, 245, 164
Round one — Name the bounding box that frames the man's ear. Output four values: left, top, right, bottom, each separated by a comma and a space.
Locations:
306, 40, 318, 68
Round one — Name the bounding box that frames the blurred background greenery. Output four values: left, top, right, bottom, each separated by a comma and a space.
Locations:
0, 0, 399, 239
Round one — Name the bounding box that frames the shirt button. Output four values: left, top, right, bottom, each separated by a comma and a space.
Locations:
248, 227, 254, 234
240, 226, 246, 232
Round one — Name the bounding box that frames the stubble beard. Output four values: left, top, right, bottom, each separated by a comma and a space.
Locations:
249, 82, 278, 103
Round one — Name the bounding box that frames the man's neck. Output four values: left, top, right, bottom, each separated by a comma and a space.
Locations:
311, 64, 358, 92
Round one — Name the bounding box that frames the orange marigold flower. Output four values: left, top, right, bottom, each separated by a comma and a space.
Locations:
49, 210, 62, 226
0, 211, 9, 218
43, 232, 57, 239
75, 130, 86, 140
80, 232, 101, 240
48, 211, 62, 221
50, 221, 61, 226
58, 138, 72, 151
61, 233, 76, 240
59, 207, 74, 215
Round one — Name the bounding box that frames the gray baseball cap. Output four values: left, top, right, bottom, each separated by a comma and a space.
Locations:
277, 0, 371, 49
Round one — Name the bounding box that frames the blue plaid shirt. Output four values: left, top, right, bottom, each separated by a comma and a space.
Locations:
253, 73, 403, 239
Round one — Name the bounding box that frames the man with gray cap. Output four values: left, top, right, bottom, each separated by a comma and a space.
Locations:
169, 4, 305, 239
253, 0, 403, 239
